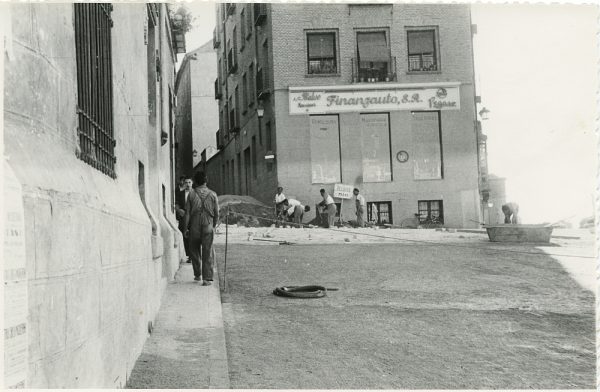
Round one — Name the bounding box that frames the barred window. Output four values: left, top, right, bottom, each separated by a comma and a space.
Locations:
74, 4, 116, 178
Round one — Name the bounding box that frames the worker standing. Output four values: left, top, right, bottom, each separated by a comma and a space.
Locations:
274, 186, 286, 221
318, 189, 337, 228
353, 188, 366, 227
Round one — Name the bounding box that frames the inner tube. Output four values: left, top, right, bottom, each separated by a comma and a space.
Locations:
272, 285, 328, 298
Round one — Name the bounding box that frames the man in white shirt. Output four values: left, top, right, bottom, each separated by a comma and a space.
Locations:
353, 188, 366, 227
283, 198, 311, 226
318, 189, 337, 228
274, 186, 286, 221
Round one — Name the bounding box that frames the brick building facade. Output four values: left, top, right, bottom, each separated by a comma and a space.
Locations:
206, 3, 482, 228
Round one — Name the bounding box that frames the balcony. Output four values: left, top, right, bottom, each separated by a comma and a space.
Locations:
408, 53, 438, 72
227, 48, 237, 74
214, 78, 222, 100
256, 67, 271, 100
352, 57, 397, 83
226, 3, 236, 16
254, 3, 267, 25
213, 28, 220, 49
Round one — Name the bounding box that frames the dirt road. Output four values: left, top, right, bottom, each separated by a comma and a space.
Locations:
216, 239, 595, 389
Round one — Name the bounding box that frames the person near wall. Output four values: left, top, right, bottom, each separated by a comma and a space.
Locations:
185, 171, 219, 285
353, 188, 366, 228
318, 189, 337, 228
274, 186, 286, 222
501, 202, 520, 224
282, 198, 311, 226
176, 175, 193, 262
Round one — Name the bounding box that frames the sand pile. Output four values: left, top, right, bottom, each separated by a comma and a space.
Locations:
218, 195, 275, 227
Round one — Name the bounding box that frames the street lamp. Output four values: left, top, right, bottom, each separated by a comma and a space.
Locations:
479, 107, 490, 121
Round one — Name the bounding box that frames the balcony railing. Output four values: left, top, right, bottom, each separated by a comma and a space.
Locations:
256, 67, 271, 100
227, 47, 237, 74
214, 78, 222, 100
213, 28, 220, 49
408, 53, 437, 72
254, 3, 267, 25
308, 58, 337, 75
352, 57, 397, 83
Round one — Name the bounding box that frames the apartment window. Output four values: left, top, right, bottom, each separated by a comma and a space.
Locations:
252, 136, 258, 179
248, 62, 255, 106
242, 72, 248, 112
265, 121, 273, 172
355, 31, 392, 82
309, 115, 341, 184
74, 4, 116, 178
240, 9, 246, 51
367, 201, 393, 225
411, 111, 443, 180
360, 113, 392, 182
418, 200, 444, 224
245, 4, 253, 38
306, 31, 337, 74
146, 4, 158, 124
407, 28, 439, 72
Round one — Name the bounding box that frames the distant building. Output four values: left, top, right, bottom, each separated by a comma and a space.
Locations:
4, 4, 185, 387
174, 41, 219, 180
207, 3, 483, 228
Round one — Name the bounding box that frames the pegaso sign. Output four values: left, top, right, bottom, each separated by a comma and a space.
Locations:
289, 86, 460, 115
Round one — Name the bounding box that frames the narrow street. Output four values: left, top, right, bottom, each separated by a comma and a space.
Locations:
216, 230, 595, 389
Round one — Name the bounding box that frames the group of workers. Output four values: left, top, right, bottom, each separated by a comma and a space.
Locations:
274, 186, 367, 228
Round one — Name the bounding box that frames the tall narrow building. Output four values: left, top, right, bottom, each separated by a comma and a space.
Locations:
207, 3, 482, 228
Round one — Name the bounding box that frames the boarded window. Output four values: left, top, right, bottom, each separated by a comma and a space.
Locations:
309, 115, 341, 184
360, 113, 392, 182
74, 4, 116, 178
411, 111, 443, 180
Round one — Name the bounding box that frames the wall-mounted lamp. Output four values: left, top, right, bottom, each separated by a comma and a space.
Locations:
265, 151, 275, 161
478, 107, 490, 121
257, 107, 265, 118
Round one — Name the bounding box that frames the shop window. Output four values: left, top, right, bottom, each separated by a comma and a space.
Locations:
418, 200, 444, 224
355, 31, 392, 82
309, 115, 341, 184
367, 201, 393, 225
360, 113, 392, 182
74, 4, 116, 178
407, 28, 439, 72
411, 111, 443, 180
306, 31, 337, 74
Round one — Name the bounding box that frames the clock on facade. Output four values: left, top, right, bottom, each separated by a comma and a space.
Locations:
396, 150, 409, 163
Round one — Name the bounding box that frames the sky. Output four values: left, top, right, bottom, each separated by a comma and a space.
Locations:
179, 1, 599, 226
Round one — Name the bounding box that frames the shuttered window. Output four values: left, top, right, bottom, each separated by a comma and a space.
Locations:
306, 32, 337, 74
74, 4, 116, 178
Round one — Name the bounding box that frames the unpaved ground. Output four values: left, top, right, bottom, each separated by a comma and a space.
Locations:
215, 233, 595, 389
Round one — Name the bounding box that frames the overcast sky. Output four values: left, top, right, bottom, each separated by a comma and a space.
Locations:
180, 1, 599, 225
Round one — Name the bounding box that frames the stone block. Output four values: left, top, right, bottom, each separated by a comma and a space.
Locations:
28, 279, 67, 362
66, 274, 100, 348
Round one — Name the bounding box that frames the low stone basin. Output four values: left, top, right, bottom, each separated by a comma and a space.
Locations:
485, 224, 554, 243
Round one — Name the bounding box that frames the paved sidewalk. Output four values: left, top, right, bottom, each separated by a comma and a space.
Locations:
126, 263, 229, 389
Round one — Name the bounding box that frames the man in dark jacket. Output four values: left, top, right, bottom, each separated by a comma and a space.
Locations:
185, 172, 219, 285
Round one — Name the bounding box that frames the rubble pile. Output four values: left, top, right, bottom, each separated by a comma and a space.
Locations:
218, 195, 275, 227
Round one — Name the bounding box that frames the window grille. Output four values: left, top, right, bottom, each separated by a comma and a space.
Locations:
74, 4, 116, 178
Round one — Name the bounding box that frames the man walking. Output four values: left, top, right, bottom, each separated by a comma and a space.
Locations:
318, 189, 337, 228
353, 188, 366, 227
185, 172, 219, 285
